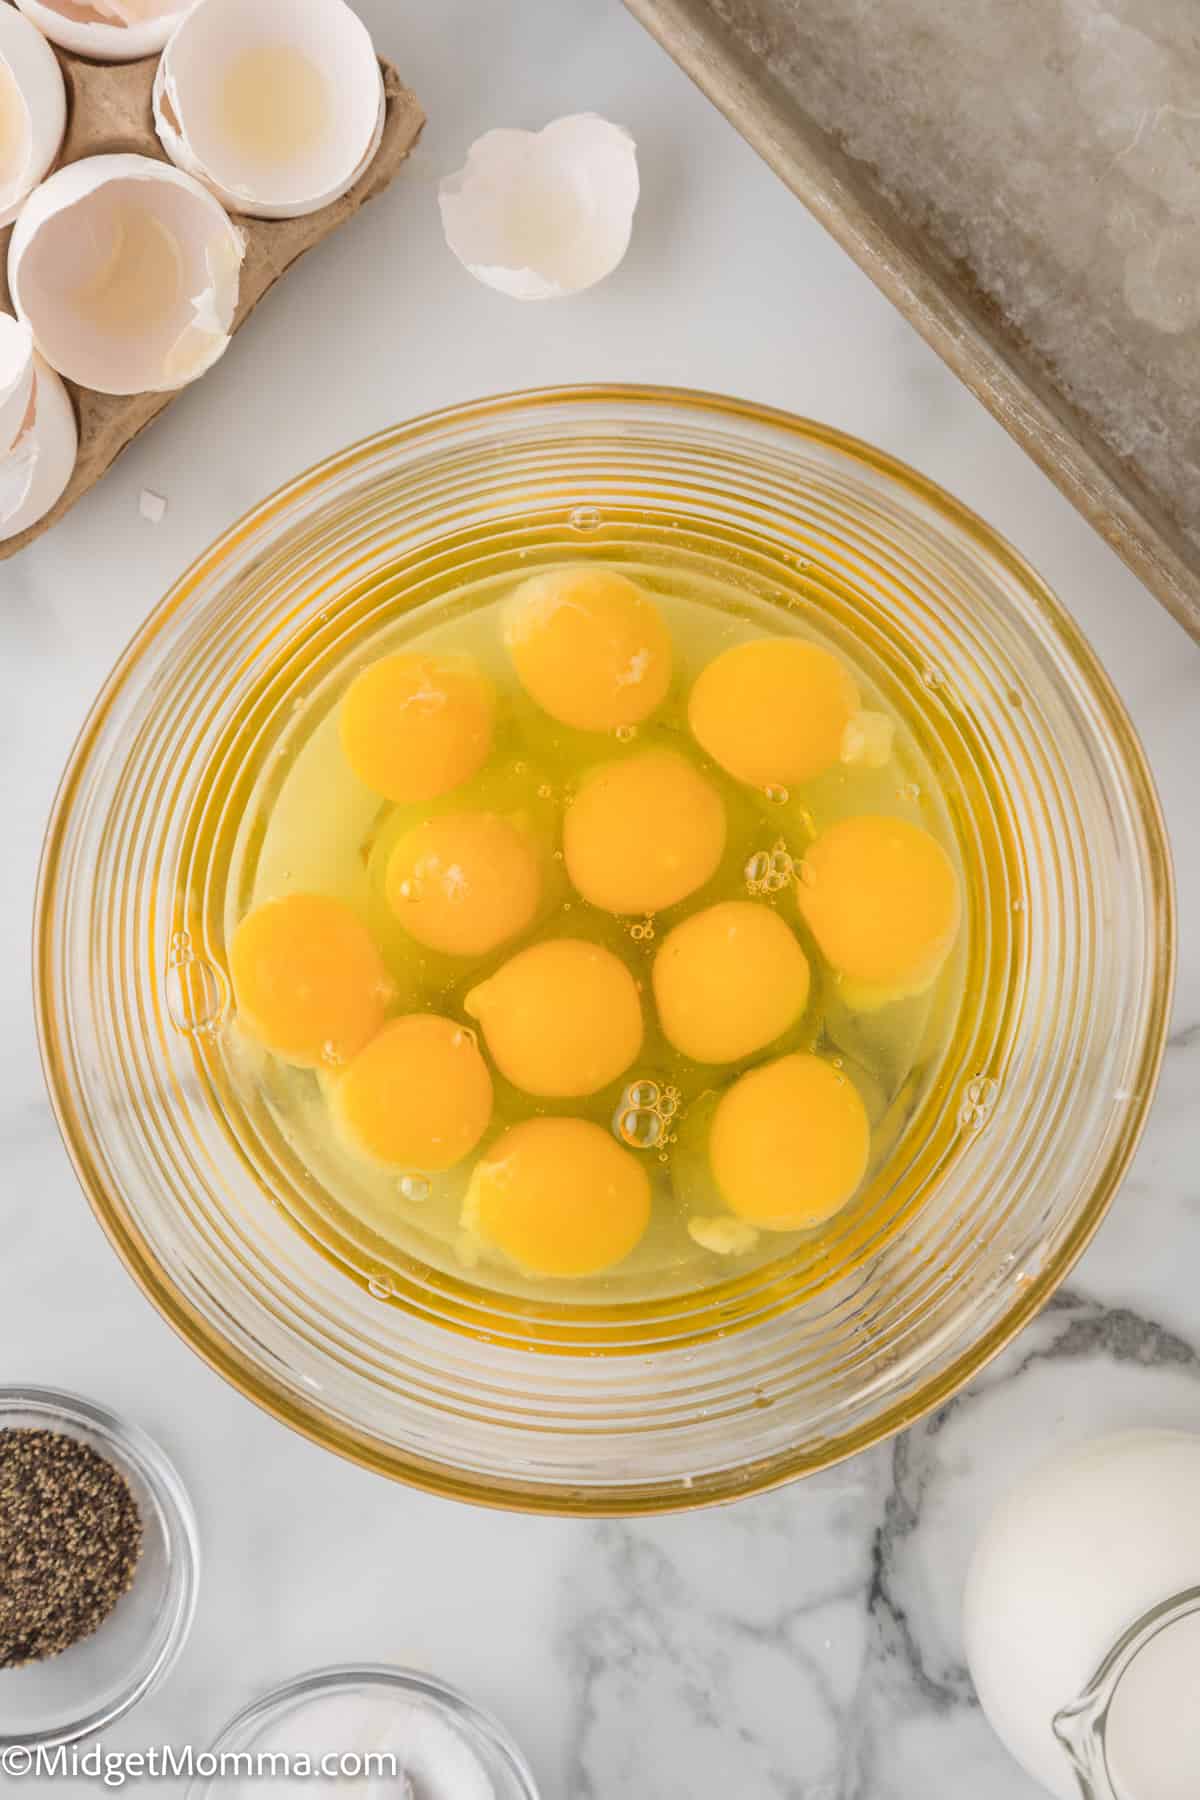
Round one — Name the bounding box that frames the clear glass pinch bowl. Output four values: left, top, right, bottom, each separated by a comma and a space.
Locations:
0, 1388, 199, 1747
34, 386, 1175, 1515
189, 1665, 539, 1800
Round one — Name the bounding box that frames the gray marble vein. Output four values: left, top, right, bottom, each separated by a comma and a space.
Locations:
561, 1293, 1200, 1800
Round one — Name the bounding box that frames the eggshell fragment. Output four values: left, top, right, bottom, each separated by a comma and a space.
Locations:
439, 113, 640, 300
0, 4, 67, 228
8, 154, 245, 395
0, 352, 77, 542
0, 314, 36, 455
13, 0, 193, 64
0, 434, 36, 524
153, 0, 385, 220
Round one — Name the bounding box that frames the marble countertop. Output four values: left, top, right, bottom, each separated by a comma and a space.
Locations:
2, 1, 1197, 1795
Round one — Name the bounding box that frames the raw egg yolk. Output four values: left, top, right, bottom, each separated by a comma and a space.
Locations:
796, 814, 961, 1003
332, 1014, 492, 1171
653, 900, 811, 1063
465, 1117, 651, 1277
230, 892, 390, 1067
465, 938, 643, 1097
563, 748, 726, 915
339, 652, 494, 805
504, 566, 673, 732
385, 811, 541, 957
688, 637, 860, 788
710, 1053, 870, 1230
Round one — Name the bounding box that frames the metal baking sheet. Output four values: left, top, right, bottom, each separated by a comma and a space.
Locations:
626, 0, 1200, 641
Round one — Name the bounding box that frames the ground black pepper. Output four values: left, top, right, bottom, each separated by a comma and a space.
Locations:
0, 1428, 143, 1669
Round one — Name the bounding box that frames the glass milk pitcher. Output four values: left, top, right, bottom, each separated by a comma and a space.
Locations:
964, 1432, 1200, 1800
1053, 1586, 1200, 1799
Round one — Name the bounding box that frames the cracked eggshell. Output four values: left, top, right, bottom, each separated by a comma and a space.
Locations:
439, 113, 639, 301
8, 153, 245, 395
153, 0, 385, 220
0, 351, 76, 542
0, 314, 36, 454
0, 4, 67, 228
13, 0, 195, 64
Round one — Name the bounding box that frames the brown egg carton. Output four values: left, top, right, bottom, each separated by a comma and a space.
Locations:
0, 41, 424, 560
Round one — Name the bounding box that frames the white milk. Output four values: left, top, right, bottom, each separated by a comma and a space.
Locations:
1105, 1608, 1200, 1800
963, 1431, 1200, 1800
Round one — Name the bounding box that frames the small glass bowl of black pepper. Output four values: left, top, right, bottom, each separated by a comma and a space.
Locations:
0, 1387, 199, 1749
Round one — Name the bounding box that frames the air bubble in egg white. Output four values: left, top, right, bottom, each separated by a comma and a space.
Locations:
745, 842, 794, 896
614, 1078, 684, 1152
617, 1107, 662, 1150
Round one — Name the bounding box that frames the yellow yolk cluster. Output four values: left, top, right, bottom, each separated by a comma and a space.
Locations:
688, 637, 861, 788
796, 814, 961, 1006
564, 747, 726, 915
653, 901, 811, 1064
466, 1118, 651, 1277
504, 567, 673, 732
339, 652, 494, 805
710, 1053, 871, 1230
385, 811, 541, 957
332, 1014, 493, 1171
465, 938, 643, 1097
230, 892, 391, 1067
238, 569, 965, 1286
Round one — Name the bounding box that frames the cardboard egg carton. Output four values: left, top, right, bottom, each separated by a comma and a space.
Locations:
0, 42, 424, 560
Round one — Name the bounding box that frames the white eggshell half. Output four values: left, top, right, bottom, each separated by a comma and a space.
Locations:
153, 0, 385, 221
8, 153, 245, 395
0, 313, 36, 455
0, 4, 68, 227
13, 0, 194, 64
439, 114, 640, 301
0, 353, 77, 542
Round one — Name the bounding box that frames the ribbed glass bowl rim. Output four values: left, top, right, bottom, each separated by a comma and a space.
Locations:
0, 1386, 200, 1748
187, 1664, 539, 1800
33, 384, 1176, 1514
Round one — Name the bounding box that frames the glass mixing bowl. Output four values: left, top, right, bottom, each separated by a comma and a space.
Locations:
35, 386, 1174, 1514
